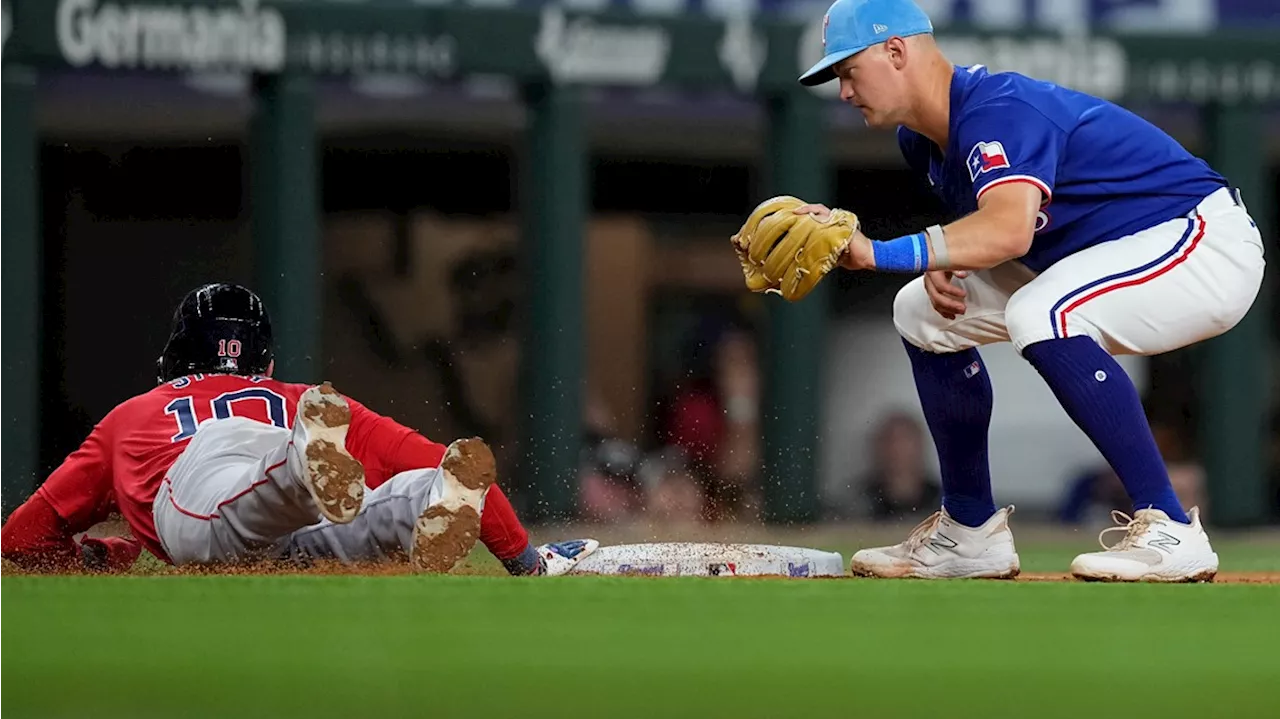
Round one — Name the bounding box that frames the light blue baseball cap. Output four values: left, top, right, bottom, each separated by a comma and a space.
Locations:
799, 0, 935, 86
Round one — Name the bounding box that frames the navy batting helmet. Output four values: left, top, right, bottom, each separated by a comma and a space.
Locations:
156, 283, 274, 384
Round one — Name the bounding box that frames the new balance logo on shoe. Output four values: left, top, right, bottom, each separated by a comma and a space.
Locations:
926, 533, 958, 554
1147, 531, 1182, 553
849, 507, 1021, 579
1071, 508, 1217, 581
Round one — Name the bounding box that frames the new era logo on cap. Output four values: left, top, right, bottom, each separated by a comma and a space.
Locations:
800, 0, 937, 87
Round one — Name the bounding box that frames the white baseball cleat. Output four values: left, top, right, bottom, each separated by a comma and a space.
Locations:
410, 438, 496, 574
288, 382, 365, 524
535, 539, 600, 576
1070, 507, 1218, 583
849, 505, 1020, 579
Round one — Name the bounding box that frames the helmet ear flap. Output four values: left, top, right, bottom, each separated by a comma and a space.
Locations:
156, 330, 179, 385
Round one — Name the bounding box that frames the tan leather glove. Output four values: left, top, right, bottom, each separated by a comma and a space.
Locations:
730, 195, 859, 302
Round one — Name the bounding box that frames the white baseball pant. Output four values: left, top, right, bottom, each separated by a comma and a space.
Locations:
152, 417, 449, 565
894, 187, 1266, 356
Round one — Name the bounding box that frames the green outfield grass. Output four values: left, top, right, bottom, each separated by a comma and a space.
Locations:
5, 535, 1279, 719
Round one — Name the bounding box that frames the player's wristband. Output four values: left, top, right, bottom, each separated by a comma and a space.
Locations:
871, 232, 929, 273
924, 224, 950, 268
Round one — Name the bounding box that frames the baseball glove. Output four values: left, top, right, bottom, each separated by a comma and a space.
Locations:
730, 195, 859, 302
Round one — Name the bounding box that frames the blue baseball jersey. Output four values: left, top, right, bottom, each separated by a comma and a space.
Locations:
898, 64, 1228, 272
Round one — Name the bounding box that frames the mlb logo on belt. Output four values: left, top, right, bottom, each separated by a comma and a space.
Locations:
967, 140, 1010, 181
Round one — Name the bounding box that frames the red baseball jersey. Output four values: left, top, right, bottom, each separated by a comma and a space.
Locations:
33, 374, 448, 563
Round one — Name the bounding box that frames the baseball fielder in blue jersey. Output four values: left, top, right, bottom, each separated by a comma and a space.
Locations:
734, 0, 1266, 582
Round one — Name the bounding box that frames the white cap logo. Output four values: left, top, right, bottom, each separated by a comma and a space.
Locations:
873, 23, 888, 34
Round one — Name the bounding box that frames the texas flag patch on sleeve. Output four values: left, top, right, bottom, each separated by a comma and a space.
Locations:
967, 141, 1010, 181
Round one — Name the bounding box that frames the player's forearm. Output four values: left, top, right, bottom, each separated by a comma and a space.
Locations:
862, 185, 1039, 273
931, 207, 1035, 270
863, 220, 1028, 273
0, 494, 83, 571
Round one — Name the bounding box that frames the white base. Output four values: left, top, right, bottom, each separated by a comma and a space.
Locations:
568, 542, 846, 578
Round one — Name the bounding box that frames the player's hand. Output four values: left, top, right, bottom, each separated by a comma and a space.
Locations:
923, 270, 968, 320
838, 228, 873, 270
731, 196, 860, 302
793, 203, 874, 271
80, 536, 142, 573
792, 202, 831, 221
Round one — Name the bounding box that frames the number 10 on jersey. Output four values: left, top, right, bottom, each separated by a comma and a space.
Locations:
164, 388, 289, 442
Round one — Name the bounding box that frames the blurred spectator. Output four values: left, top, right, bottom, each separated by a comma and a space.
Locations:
1151, 420, 1206, 517
1057, 465, 1127, 525
638, 447, 706, 526
578, 438, 645, 522
578, 392, 645, 522
1057, 417, 1205, 524
658, 315, 762, 523
421, 245, 523, 480
851, 411, 941, 521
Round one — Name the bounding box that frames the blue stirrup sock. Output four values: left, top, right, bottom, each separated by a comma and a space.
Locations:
500, 544, 544, 576
1021, 336, 1189, 523
902, 340, 997, 527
